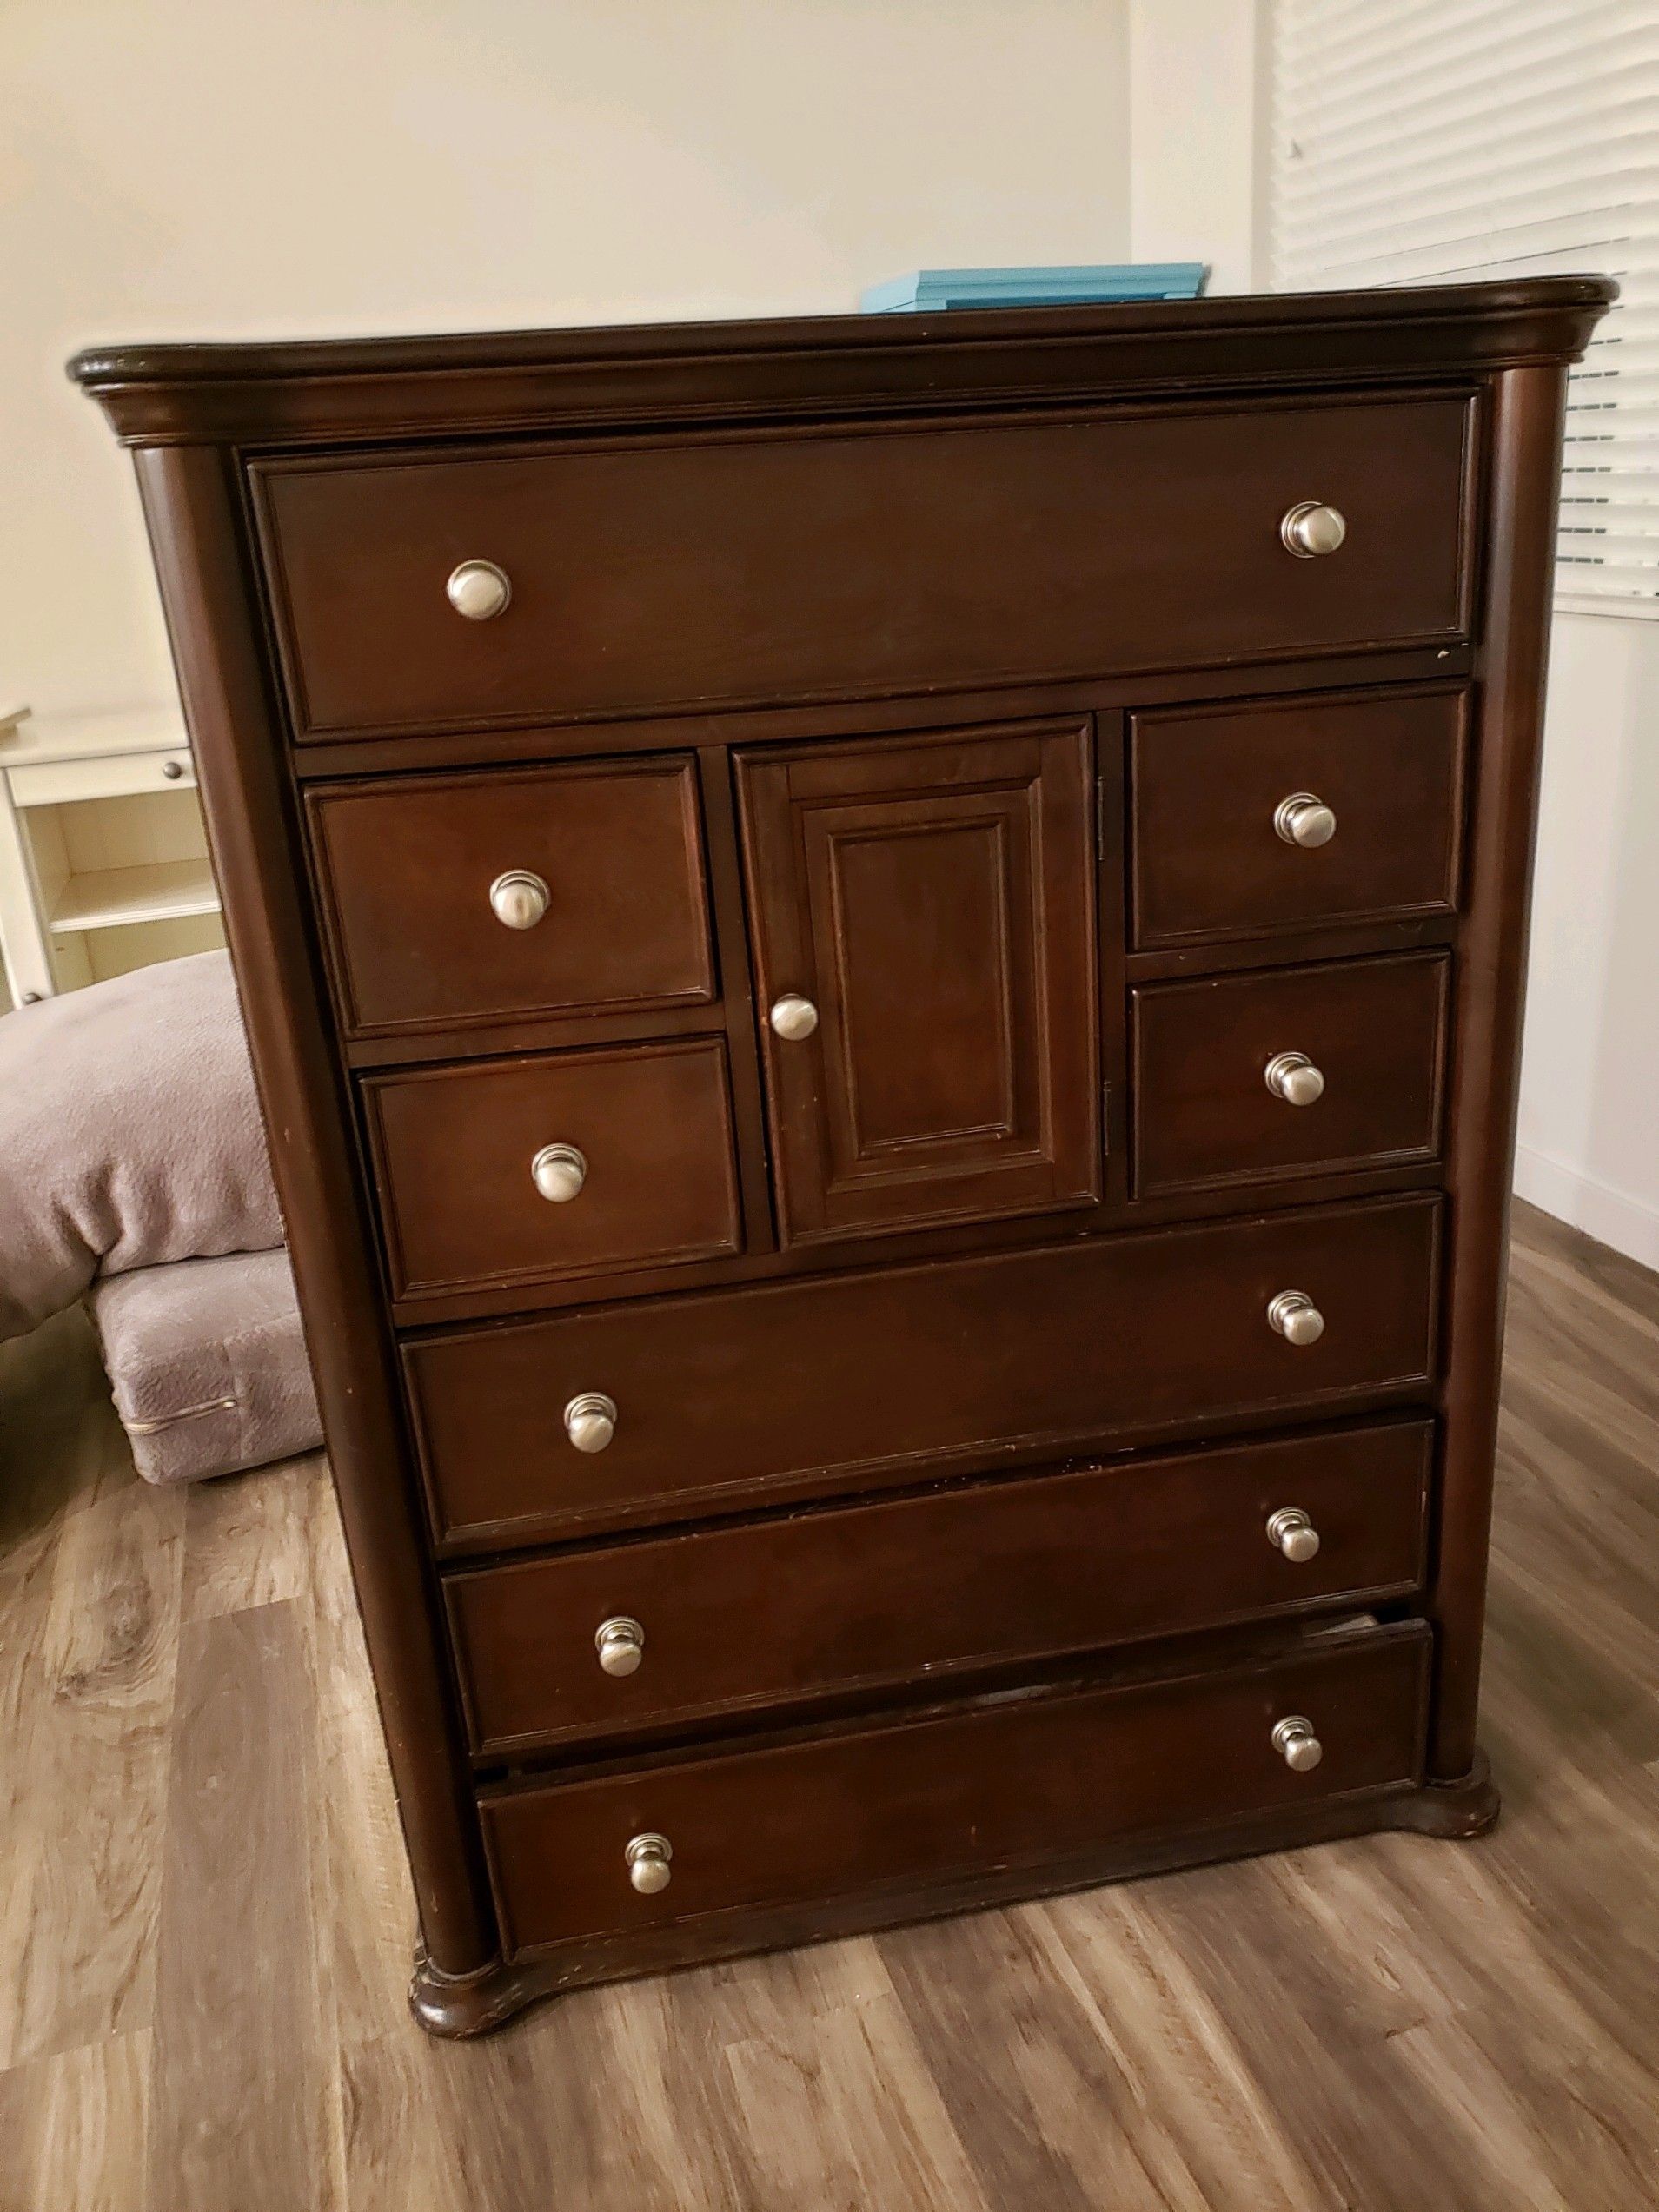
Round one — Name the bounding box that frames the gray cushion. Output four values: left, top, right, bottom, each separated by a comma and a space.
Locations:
0, 951, 282, 1340
90, 1248, 321, 1486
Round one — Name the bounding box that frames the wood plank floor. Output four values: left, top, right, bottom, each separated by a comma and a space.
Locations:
0, 1200, 1655, 2211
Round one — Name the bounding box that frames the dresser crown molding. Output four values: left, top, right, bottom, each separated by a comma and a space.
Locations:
76, 277, 1608, 2036
70, 276, 1614, 446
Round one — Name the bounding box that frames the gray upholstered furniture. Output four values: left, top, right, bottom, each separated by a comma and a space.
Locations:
0, 950, 319, 1480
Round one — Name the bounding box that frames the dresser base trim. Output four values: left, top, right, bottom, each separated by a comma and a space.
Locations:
407, 1749, 1500, 2038
1382, 1747, 1500, 1840
408, 1944, 553, 2039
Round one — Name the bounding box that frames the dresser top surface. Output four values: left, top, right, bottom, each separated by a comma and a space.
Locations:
70, 276, 1615, 450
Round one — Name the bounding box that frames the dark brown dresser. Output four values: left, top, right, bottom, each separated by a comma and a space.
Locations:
73, 276, 1612, 2036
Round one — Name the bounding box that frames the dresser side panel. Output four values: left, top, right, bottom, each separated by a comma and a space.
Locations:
130, 442, 498, 1977
1428, 363, 1571, 1780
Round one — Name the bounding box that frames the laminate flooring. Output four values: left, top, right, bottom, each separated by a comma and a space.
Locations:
0, 1201, 1654, 2210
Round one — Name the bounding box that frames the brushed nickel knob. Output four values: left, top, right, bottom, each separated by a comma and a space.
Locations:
563, 1391, 617, 1453
161, 757, 186, 781
531, 1142, 587, 1203
595, 1615, 645, 1677
489, 869, 549, 930
1272, 1715, 1324, 1772
1267, 1290, 1325, 1347
446, 558, 512, 619
1267, 1507, 1322, 1563
1264, 1051, 1326, 1108
769, 993, 820, 1042
626, 1832, 673, 1894
1280, 501, 1347, 558
1274, 792, 1337, 849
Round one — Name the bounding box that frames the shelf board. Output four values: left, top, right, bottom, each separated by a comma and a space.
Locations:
49, 858, 220, 933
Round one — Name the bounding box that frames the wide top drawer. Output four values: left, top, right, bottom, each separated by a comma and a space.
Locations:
253, 396, 1473, 739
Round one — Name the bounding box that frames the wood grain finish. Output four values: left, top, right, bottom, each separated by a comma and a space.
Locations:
406, 1195, 1440, 1550
1130, 684, 1469, 949
3, 1202, 1656, 2204
1131, 951, 1450, 1197
251, 397, 1472, 738
480, 1626, 1430, 1961
362, 1036, 741, 1302
444, 1418, 1432, 1758
737, 719, 1099, 1243
70, 283, 1609, 2031
306, 755, 713, 1040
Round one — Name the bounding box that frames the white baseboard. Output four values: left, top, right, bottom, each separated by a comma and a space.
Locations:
1513, 1143, 1659, 1272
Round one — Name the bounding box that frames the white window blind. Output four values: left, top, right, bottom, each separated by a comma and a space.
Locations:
1269, 0, 1659, 613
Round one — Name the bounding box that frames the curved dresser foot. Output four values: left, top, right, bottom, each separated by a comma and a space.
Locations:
408, 1945, 561, 2038
1388, 1748, 1501, 1840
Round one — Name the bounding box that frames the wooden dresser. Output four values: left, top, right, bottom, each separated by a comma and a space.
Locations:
74, 277, 1611, 2035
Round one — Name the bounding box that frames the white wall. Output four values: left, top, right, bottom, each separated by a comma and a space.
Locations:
1126, 0, 1265, 295
1516, 617, 1659, 1268
2, 0, 1131, 718
1126, 0, 1658, 1268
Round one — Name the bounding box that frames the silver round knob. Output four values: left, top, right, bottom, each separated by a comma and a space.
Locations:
594, 1616, 645, 1678
625, 1832, 673, 1895
1272, 1715, 1324, 1772
446, 559, 512, 620
489, 869, 549, 930
1264, 1051, 1326, 1108
563, 1391, 617, 1454
161, 758, 186, 781
769, 993, 820, 1042
1274, 792, 1337, 849
1267, 1290, 1325, 1347
1267, 1507, 1322, 1563
531, 1142, 587, 1204
1280, 501, 1347, 558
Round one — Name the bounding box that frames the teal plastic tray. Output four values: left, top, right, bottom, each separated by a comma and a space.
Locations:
861, 264, 1207, 314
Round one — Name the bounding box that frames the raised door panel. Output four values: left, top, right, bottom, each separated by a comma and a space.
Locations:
736, 719, 1100, 1244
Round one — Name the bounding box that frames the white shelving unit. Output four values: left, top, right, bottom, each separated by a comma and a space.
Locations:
0, 705, 224, 1005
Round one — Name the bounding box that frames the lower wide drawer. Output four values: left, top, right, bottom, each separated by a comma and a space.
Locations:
406, 1194, 1440, 1548
481, 1624, 1430, 1959
445, 1417, 1432, 1757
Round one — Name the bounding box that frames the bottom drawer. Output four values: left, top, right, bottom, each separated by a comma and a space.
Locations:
481, 1624, 1429, 1959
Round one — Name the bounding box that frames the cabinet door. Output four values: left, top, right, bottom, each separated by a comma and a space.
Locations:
736, 719, 1100, 1245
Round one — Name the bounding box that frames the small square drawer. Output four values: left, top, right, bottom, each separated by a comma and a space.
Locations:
1131, 686, 1468, 950
478, 1624, 1430, 1961
444, 1418, 1431, 1759
307, 757, 713, 1041
1131, 951, 1450, 1199
362, 1036, 741, 1303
